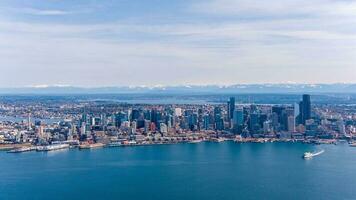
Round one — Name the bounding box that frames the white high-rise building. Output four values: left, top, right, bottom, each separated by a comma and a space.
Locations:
174, 108, 182, 117
160, 123, 168, 134
37, 125, 44, 138
263, 121, 270, 134
81, 122, 86, 135
27, 113, 31, 131
122, 121, 131, 128
337, 120, 346, 135
131, 121, 137, 130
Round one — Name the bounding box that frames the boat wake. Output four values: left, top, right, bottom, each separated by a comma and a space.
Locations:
303, 150, 325, 159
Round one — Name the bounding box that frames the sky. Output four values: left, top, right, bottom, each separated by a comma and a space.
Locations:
0, 0, 356, 87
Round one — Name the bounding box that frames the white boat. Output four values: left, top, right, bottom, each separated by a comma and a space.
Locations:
210, 138, 225, 143
107, 142, 123, 147
79, 143, 105, 149
37, 144, 69, 151
189, 139, 203, 144
303, 150, 324, 159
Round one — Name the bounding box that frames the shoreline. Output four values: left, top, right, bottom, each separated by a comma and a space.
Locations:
0, 143, 32, 151
0, 138, 345, 153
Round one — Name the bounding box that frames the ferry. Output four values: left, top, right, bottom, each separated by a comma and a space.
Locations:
37, 144, 69, 151
303, 150, 325, 159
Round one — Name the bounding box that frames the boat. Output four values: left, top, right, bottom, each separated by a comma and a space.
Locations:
349, 142, 356, 147
210, 138, 226, 143
107, 142, 123, 147
37, 144, 69, 151
189, 139, 203, 144
303, 150, 325, 159
79, 143, 105, 149
7, 146, 36, 153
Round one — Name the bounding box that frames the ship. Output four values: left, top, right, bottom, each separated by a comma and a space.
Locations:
37, 144, 69, 151
303, 150, 324, 159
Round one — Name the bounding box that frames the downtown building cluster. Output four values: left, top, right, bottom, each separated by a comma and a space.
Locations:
0, 94, 355, 146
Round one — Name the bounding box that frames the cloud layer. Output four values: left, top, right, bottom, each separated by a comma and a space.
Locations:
0, 0, 355, 87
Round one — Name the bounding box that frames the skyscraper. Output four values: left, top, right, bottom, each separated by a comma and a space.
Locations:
203, 114, 210, 130
233, 109, 244, 127
249, 112, 260, 134
299, 94, 311, 125
232, 109, 244, 134
228, 97, 235, 119
131, 109, 140, 121
27, 113, 31, 131
288, 116, 296, 133
227, 97, 235, 127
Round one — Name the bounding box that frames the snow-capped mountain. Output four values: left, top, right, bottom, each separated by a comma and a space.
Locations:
1, 84, 356, 94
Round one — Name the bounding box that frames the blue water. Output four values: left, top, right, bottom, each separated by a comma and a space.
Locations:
0, 116, 61, 124
1, 142, 355, 200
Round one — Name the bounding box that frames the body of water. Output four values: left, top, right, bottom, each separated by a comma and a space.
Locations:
0, 142, 355, 200
0, 116, 62, 124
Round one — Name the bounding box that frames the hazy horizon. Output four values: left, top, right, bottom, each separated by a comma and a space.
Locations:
2, 82, 356, 88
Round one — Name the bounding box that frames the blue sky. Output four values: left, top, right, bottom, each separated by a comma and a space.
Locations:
0, 0, 356, 87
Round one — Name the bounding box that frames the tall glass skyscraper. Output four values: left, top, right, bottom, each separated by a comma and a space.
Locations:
227, 97, 235, 120
299, 94, 311, 125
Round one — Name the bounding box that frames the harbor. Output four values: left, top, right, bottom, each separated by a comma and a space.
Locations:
1, 141, 356, 200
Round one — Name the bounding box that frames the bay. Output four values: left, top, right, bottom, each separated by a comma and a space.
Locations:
0, 142, 355, 200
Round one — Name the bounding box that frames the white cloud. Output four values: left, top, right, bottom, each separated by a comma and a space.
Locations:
0, 7, 72, 16
190, 0, 356, 18
1, 0, 356, 86
22, 8, 70, 16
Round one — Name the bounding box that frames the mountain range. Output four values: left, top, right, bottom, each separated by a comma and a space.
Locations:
1, 84, 356, 94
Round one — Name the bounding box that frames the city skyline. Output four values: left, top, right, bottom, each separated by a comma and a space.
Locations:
2, 1, 356, 200
1, 0, 356, 87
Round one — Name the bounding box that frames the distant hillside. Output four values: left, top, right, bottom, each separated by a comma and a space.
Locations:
1, 84, 356, 94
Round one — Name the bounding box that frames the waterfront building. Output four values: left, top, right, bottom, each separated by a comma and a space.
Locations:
36, 125, 44, 138
263, 121, 271, 134
160, 123, 168, 134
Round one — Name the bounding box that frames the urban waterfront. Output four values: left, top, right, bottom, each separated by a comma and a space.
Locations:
1, 142, 356, 200
2, 0, 356, 198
